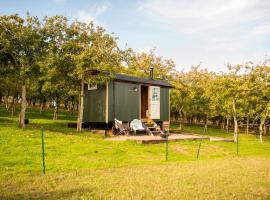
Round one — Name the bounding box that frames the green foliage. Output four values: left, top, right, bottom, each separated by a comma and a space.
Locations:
170, 62, 270, 141
122, 48, 177, 80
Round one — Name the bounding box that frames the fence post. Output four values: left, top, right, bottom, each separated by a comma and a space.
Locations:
197, 138, 203, 159
166, 135, 169, 161
237, 133, 239, 155
41, 127, 46, 174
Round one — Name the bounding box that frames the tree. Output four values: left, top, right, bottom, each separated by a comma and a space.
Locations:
0, 14, 43, 128
69, 21, 122, 131
248, 62, 270, 142
40, 15, 73, 120
170, 72, 189, 130
124, 48, 176, 80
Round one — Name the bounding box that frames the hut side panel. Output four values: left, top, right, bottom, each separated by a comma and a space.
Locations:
108, 81, 114, 122
160, 87, 170, 121
83, 84, 106, 122
114, 81, 139, 122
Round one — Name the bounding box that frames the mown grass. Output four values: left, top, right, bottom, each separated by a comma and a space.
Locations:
1, 106, 270, 199
171, 122, 235, 138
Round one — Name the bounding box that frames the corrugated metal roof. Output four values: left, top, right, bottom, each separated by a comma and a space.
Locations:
114, 73, 173, 88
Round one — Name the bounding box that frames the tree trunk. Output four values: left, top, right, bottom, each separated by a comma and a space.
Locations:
233, 99, 238, 143
221, 120, 224, 130
5, 97, 8, 110
259, 120, 264, 143
178, 106, 183, 130
53, 103, 59, 120
19, 85, 26, 128
259, 119, 266, 142
39, 99, 45, 114
246, 117, 249, 134
67, 101, 71, 113
11, 96, 15, 117
71, 98, 75, 114
216, 119, 219, 127
259, 101, 270, 143
204, 114, 208, 133
5, 91, 10, 111
33, 97, 36, 107
76, 101, 79, 111
40, 102, 43, 114
64, 100, 68, 110
77, 73, 85, 132
226, 116, 229, 133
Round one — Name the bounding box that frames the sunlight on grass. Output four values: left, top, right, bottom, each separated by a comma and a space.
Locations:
1, 106, 270, 199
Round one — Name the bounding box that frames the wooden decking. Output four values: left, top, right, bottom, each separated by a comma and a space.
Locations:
106, 133, 234, 144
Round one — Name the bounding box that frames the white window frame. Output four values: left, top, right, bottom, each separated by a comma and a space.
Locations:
88, 84, 97, 90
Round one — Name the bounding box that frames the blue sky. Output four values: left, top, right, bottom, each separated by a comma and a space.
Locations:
1, 0, 270, 72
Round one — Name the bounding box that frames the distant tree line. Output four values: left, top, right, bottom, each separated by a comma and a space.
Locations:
1, 14, 269, 142
0, 14, 176, 130
170, 63, 270, 142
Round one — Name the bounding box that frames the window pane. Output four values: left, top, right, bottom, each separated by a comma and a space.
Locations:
152, 88, 160, 101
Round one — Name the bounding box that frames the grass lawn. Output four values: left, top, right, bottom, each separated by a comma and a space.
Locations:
1, 106, 270, 199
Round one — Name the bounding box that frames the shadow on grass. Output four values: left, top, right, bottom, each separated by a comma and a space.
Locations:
0, 105, 77, 121
0, 117, 14, 124
0, 188, 95, 200
27, 122, 102, 138
28, 121, 78, 134
26, 112, 77, 121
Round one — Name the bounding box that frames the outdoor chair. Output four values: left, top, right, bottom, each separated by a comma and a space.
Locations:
130, 119, 151, 135
113, 118, 129, 135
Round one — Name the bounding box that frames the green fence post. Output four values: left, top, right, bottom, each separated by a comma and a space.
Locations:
197, 138, 203, 159
237, 133, 239, 155
166, 135, 169, 161
41, 127, 45, 174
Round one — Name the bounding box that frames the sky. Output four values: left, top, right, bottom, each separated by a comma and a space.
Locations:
1, 0, 270, 72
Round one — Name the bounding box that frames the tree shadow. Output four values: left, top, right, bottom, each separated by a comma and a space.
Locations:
0, 117, 14, 124
27, 122, 100, 138
28, 121, 77, 134
0, 187, 97, 200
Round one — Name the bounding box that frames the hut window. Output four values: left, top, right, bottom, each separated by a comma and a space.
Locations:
152, 87, 160, 101
88, 84, 97, 90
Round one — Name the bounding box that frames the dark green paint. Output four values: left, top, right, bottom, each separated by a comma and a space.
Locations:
108, 81, 115, 122
160, 87, 169, 121
83, 84, 106, 122
83, 81, 170, 123
114, 82, 139, 122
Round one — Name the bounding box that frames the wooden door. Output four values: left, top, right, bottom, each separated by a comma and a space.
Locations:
148, 86, 160, 119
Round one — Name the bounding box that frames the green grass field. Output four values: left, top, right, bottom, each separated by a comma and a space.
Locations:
1, 106, 270, 199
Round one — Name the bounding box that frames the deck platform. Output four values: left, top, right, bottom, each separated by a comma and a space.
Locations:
106, 133, 233, 144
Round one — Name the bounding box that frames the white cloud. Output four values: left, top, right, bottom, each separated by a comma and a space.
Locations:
137, 0, 270, 71
76, 2, 109, 27
95, 2, 109, 16
138, 0, 270, 33
77, 10, 95, 23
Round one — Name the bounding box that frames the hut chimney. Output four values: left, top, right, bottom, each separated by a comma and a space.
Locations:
150, 66, 154, 80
